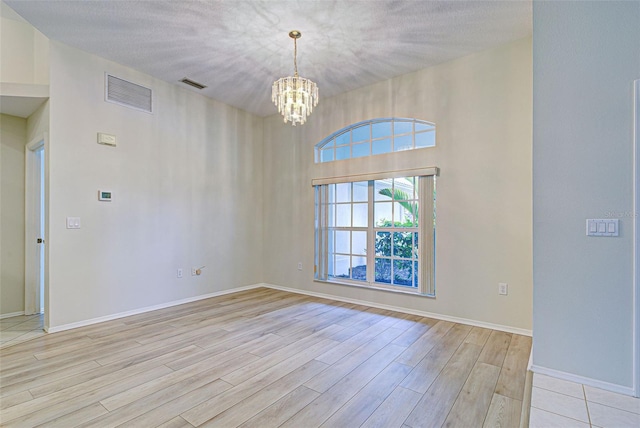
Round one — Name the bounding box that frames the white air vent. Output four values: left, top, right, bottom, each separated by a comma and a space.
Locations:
105, 74, 152, 113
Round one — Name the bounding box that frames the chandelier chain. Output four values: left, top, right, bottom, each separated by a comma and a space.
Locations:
293, 37, 298, 77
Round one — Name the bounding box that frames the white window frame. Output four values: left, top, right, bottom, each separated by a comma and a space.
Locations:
314, 167, 438, 296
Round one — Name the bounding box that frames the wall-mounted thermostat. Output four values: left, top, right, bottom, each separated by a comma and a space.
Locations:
98, 190, 113, 201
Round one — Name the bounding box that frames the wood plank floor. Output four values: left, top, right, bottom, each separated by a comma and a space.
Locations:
0, 288, 532, 427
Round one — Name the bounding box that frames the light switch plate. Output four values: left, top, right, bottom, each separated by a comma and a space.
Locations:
66, 217, 81, 229
586, 219, 619, 236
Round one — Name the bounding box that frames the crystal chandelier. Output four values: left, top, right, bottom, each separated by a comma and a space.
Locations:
272, 30, 319, 126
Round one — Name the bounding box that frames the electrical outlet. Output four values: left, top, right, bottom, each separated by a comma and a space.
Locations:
498, 283, 508, 295
177, 269, 183, 278
297, 262, 302, 271
191, 267, 197, 276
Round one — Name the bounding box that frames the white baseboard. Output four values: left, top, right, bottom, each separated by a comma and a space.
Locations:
260, 283, 532, 337
0, 311, 25, 319
45, 284, 262, 333
44, 282, 531, 337
530, 364, 636, 397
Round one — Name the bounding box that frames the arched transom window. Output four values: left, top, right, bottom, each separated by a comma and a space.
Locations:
315, 118, 436, 163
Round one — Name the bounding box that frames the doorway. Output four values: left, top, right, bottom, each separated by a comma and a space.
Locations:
25, 133, 46, 318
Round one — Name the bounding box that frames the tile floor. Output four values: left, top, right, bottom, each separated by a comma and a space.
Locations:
0, 313, 45, 349
530, 373, 640, 428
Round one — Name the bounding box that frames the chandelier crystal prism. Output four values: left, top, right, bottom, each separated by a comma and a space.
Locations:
272, 30, 319, 126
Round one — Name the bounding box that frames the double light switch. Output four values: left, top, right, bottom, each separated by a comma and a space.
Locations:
66, 217, 81, 229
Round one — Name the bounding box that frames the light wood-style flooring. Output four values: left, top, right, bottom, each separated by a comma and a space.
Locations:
0, 287, 532, 427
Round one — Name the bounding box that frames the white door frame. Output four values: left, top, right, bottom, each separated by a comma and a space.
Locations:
633, 79, 639, 397
24, 132, 47, 317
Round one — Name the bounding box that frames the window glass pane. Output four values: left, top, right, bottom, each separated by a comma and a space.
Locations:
352, 125, 370, 142
336, 183, 351, 202
374, 202, 392, 227
392, 187, 411, 202
323, 138, 336, 148
327, 203, 336, 227
336, 145, 350, 160
331, 254, 350, 278
415, 130, 436, 148
414, 261, 419, 288
395, 177, 416, 200
335, 132, 350, 146
336, 204, 351, 227
372, 138, 391, 155
393, 260, 413, 287
394, 202, 417, 227
352, 181, 368, 202
335, 230, 350, 254
394, 134, 413, 152
320, 148, 334, 162
415, 122, 434, 132
393, 232, 413, 258
372, 121, 392, 138
375, 232, 391, 256
351, 256, 367, 281
374, 179, 394, 201
327, 184, 336, 202
352, 142, 370, 158
375, 258, 391, 283
352, 231, 367, 256
414, 232, 419, 258
394, 121, 413, 135
353, 203, 368, 227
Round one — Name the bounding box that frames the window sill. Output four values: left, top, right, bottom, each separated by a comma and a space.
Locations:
313, 279, 435, 298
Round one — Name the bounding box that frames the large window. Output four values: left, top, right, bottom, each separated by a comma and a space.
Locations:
315, 118, 436, 163
314, 169, 436, 295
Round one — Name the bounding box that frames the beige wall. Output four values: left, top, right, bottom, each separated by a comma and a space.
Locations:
27, 100, 49, 142
263, 38, 533, 331
46, 42, 264, 329
0, 113, 26, 316
0, 9, 49, 85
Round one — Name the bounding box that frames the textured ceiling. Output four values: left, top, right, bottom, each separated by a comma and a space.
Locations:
5, 0, 532, 117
